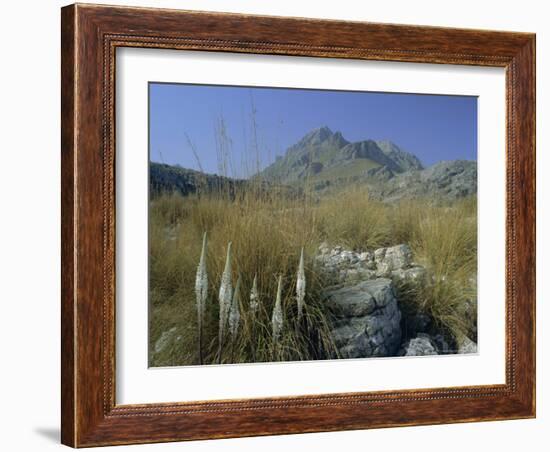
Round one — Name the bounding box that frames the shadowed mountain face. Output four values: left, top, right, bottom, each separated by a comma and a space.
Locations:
149, 163, 246, 197
149, 162, 298, 199
259, 126, 423, 184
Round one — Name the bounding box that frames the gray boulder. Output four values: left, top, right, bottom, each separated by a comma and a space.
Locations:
316, 243, 428, 292
316, 243, 376, 283
391, 266, 427, 283
317, 243, 425, 285
403, 333, 439, 356
374, 244, 412, 276
325, 278, 402, 358
401, 333, 439, 356
400, 332, 454, 356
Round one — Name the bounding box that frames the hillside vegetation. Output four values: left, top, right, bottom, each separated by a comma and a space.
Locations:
150, 184, 477, 366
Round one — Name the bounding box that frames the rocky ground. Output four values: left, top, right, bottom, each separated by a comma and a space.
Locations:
365, 160, 478, 203
151, 241, 478, 363
316, 243, 477, 358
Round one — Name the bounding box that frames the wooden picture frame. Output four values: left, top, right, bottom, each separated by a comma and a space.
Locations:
61, 3, 535, 447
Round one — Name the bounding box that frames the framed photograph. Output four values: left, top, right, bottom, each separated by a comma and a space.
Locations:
61, 3, 535, 447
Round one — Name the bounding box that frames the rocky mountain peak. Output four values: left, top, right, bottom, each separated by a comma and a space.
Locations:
301, 125, 333, 144
376, 140, 424, 171
290, 126, 348, 151
256, 127, 473, 201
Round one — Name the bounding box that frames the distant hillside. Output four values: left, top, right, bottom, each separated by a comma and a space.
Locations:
365, 160, 477, 202
150, 162, 298, 199
150, 163, 247, 197
258, 126, 423, 185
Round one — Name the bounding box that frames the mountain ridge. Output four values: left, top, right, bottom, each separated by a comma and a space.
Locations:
150, 126, 476, 202
259, 126, 423, 184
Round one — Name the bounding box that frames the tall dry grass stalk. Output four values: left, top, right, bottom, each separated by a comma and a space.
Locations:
271, 275, 284, 358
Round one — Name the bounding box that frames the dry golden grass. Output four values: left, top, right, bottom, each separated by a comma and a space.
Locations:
149, 185, 477, 366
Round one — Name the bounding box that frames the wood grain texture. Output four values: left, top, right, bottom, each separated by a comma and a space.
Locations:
60, 5, 76, 447
60, 3, 536, 447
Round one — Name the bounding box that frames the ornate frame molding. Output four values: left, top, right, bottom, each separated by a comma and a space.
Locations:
61, 4, 535, 447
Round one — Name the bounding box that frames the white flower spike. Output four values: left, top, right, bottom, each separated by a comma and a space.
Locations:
229, 276, 241, 339
296, 247, 306, 319
272, 275, 284, 344
218, 242, 233, 341
249, 274, 259, 315
195, 232, 208, 320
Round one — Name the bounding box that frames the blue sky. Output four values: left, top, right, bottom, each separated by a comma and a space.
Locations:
149, 83, 477, 177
